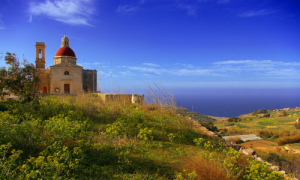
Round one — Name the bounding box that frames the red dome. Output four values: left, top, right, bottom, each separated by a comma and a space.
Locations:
55, 47, 76, 57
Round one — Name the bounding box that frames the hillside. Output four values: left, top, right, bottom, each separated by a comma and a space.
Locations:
175, 107, 217, 122
0, 95, 286, 179
213, 107, 300, 179
215, 107, 300, 134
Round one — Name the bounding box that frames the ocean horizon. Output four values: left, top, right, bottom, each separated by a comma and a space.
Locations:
173, 88, 300, 117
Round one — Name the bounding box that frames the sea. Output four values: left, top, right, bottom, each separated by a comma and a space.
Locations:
172, 89, 300, 117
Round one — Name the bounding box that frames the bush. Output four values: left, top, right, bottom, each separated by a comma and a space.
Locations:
225, 122, 235, 126
219, 128, 228, 135
266, 153, 290, 167
262, 113, 270, 117
277, 135, 300, 146
227, 117, 241, 122
278, 111, 287, 117
199, 121, 218, 132
252, 109, 267, 115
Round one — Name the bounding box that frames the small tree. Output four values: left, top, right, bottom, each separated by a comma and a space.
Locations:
0, 67, 9, 99
1, 52, 39, 102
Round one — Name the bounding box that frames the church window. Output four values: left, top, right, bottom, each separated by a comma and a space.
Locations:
64, 71, 69, 75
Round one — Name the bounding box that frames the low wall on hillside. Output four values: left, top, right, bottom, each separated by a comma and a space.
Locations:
96, 93, 144, 105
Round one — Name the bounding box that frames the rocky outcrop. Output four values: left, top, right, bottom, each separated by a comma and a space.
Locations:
240, 148, 255, 156
238, 147, 298, 180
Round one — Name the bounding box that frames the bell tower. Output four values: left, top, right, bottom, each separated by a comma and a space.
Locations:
35, 42, 46, 69
61, 33, 69, 47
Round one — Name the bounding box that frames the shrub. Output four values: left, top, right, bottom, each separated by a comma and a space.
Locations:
227, 117, 241, 122
176, 156, 227, 180
199, 121, 218, 132
277, 135, 300, 146
261, 113, 270, 117
225, 122, 234, 126
219, 128, 228, 135
266, 153, 289, 167
252, 109, 267, 115
278, 111, 287, 117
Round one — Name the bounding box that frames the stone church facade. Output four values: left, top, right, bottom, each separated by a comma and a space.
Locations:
36, 34, 97, 95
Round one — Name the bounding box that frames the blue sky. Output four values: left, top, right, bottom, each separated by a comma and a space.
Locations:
0, 0, 299, 94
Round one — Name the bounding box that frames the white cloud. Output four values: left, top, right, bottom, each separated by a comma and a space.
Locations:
29, 0, 95, 25
126, 66, 166, 74
116, 5, 138, 13
175, 63, 195, 68
83, 62, 101, 65
125, 60, 300, 78
126, 65, 221, 76
213, 60, 300, 77
239, 9, 276, 17
142, 63, 159, 67
263, 69, 300, 77
116, 0, 146, 14
174, 69, 217, 76
166, 81, 300, 89
120, 71, 134, 76
214, 60, 300, 67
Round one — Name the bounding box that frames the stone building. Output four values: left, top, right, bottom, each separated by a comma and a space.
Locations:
36, 34, 97, 95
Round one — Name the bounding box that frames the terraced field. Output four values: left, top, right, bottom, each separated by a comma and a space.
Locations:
215, 108, 300, 131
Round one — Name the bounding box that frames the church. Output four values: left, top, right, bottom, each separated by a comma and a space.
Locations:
36, 34, 97, 95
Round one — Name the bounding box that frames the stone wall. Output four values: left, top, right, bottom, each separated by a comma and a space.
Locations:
97, 93, 144, 105
50, 64, 83, 95
36, 69, 50, 94
83, 70, 97, 93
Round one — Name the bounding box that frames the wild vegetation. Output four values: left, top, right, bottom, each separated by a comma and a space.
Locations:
214, 107, 300, 179
256, 148, 300, 178
0, 94, 286, 179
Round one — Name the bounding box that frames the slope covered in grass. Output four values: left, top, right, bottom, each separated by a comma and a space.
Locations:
175, 107, 216, 122
0, 95, 285, 179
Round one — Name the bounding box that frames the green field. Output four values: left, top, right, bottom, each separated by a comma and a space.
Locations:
215, 109, 300, 132
0, 95, 286, 179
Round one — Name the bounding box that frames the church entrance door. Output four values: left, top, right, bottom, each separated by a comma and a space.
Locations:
42, 87, 47, 94
64, 84, 70, 94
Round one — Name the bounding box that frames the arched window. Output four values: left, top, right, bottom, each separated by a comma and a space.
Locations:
39, 50, 42, 58
64, 71, 69, 75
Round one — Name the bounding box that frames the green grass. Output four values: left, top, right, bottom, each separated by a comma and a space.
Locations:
288, 143, 300, 150
236, 123, 250, 129
277, 119, 295, 123
0, 95, 286, 179
258, 119, 277, 126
